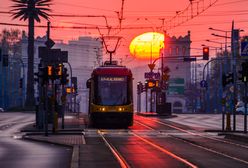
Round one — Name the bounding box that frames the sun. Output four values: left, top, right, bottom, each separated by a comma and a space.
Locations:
129, 32, 164, 60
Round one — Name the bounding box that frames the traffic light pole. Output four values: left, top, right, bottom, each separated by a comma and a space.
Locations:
244, 82, 247, 133
44, 83, 48, 136
66, 62, 73, 113
146, 89, 148, 112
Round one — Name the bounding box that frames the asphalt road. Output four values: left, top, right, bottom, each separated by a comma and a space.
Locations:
82, 114, 248, 168
0, 112, 72, 168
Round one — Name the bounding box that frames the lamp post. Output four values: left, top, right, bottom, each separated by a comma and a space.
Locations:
208, 26, 241, 131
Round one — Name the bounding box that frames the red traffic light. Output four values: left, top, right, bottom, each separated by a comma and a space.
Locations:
203, 47, 209, 60
203, 47, 209, 53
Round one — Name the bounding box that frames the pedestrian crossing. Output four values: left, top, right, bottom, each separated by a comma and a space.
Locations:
165, 114, 248, 131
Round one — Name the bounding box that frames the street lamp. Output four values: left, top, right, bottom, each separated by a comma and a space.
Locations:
209, 27, 231, 54
206, 39, 224, 50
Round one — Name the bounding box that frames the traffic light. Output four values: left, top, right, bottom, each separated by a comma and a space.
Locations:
162, 73, 170, 81
137, 82, 143, 94
0, 48, 2, 62
48, 65, 53, 76
222, 72, 234, 87
19, 78, 23, 88
58, 64, 63, 76
203, 47, 209, 60
147, 80, 155, 88
222, 74, 227, 87
2, 54, 8, 66
239, 62, 248, 83
61, 67, 69, 85
146, 79, 159, 88
54, 64, 63, 78
35, 65, 49, 85
162, 66, 170, 81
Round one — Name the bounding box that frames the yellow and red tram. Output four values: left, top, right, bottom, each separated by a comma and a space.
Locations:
87, 63, 133, 127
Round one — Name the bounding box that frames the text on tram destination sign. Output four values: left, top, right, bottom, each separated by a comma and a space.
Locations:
100, 77, 125, 82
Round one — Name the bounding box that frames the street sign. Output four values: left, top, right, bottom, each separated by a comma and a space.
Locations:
148, 63, 155, 71
241, 41, 248, 56
168, 78, 184, 95
45, 38, 55, 49
144, 72, 160, 79
200, 80, 208, 88
38, 47, 68, 64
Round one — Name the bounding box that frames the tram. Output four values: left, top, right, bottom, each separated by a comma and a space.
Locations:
87, 62, 133, 127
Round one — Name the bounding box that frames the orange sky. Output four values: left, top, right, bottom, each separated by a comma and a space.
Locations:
1, 0, 248, 66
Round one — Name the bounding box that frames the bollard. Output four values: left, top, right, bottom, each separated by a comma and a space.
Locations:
53, 111, 58, 133
226, 112, 231, 131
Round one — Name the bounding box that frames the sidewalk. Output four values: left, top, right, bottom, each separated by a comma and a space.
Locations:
22, 113, 86, 168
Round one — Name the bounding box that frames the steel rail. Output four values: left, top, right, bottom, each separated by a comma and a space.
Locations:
133, 119, 198, 168
98, 130, 131, 168
136, 115, 248, 149
171, 135, 248, 165
98, 126, 197, 168
149, 117, 248, 149
135, 116, 248, 165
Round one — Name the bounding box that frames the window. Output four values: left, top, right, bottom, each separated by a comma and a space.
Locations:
95, 76, 128, 105
176, 47, 179, 55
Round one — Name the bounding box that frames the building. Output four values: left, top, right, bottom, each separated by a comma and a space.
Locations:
162, 31, 191, 113
0, 34, 23, 110
131, 32, 192, 113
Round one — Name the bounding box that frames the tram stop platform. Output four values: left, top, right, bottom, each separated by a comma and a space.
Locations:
136, 111, 176, 118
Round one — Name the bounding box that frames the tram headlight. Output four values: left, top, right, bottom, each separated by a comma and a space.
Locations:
118, 107, 124, 111
100, 107, 106, 111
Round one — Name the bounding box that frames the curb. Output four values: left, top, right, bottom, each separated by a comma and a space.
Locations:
70, 145, 79, 168
23, 135, 79, 168
136, 112, 177, 118
219, 133, 248, 143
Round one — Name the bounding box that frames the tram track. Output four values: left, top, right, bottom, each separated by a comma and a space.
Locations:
97, 128, 198, 168
134, 116, 248, 166
98, 130, 131, 168
136, 116, 248, 149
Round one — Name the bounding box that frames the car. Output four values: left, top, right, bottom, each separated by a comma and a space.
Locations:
0, 108, 4, 112
236, 106, 247, 114
236, 101, 244, 108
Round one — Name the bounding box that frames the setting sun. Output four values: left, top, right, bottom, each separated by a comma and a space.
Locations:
129, 32, 164, 60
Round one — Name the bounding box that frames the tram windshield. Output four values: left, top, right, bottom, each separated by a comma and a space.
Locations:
96, 76, 128, 106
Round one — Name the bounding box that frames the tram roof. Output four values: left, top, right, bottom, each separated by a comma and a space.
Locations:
92, 65, 132, 76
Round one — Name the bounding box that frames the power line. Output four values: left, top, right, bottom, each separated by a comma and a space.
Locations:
56, 2, 115, 13
214, 0, 248, 7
